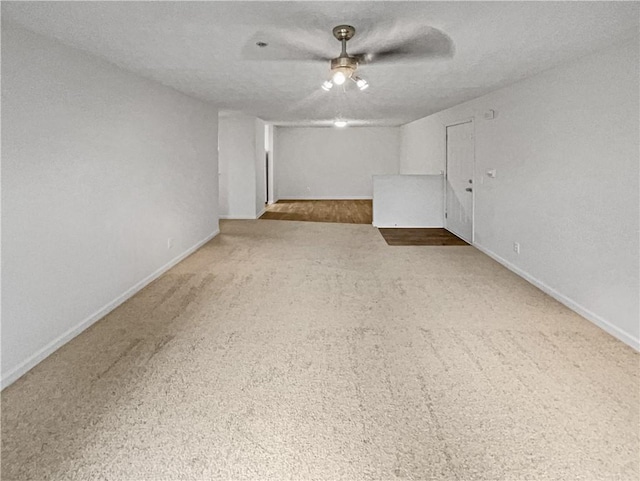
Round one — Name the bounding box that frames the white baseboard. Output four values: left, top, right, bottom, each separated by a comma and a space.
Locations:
220, 215, 259, 220
278, 196, 373, 201
374, 224, 445, 228
473, 242, 640, 351
220, 207, 268, 220
1, 229, 220, 390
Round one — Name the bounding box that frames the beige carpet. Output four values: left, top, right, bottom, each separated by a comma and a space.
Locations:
2, 220, 638, 480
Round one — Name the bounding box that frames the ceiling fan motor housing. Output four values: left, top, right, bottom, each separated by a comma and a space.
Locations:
331, 56, 358, 71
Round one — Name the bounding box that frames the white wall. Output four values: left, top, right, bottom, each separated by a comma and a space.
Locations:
275, 127, 401, 199
373, 175, 444, 228
218, 114, 267, 219
401, 37, 640, 349
1, 23, 220, 388
218, 114, 258, 219
400, 118, 446, 175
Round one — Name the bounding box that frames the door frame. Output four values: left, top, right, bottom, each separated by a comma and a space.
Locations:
444, 117, 475, 244
265, 151, 269, 204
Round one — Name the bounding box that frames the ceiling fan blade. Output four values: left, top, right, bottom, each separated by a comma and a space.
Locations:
242, 30, 332, 62
352, 25, 454, 64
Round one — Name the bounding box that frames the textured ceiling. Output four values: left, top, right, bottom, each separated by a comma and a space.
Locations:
3, 1, 639, 126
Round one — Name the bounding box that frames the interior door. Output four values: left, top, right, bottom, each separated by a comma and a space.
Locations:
445, 120, 474, 242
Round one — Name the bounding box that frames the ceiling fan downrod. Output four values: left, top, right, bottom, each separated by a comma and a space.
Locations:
332, 25, 355, 59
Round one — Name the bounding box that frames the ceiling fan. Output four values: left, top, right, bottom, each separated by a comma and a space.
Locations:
246, 22, 454, 92
322, 25, 368, 91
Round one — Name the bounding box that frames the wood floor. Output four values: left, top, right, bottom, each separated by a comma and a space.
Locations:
260, 199, 372, 224
378, 228, 468, 246
260, 202, 467, 247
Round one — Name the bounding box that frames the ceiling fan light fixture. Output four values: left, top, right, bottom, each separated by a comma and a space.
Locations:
354, 76, 369, 91
332, 70, 347, 85
321, 80, 333, 91
330, 60, 356, 84
334, 120, 348, 128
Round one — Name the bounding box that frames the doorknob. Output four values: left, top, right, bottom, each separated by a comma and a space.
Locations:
465, 187, 473, 192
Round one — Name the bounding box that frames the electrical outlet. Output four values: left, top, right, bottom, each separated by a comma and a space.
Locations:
167, 237, 173, 249
513, 242, 520, 254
